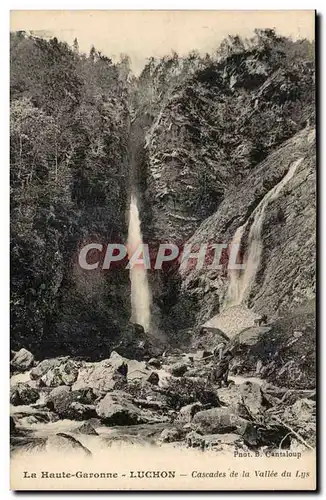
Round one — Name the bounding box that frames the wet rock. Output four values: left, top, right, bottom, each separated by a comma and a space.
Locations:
40, 369, 64, 388
46, 386, 96, 420
30, 357, 68, 380
147, 358, 161, 369
167, 362, 188, 377
159, 427, 184, 443
163, 377, 220, 410
73, 353, 153, 397
60, 360, 79, 386
239, 381, 271, 417
191, 407, 251, 436
74, 422, 99, 436
175, 402, 203, 424
11, 348, 34, 372
69, 402, 97, 420
15, 412, 51, 426
96, 391, 142, 425
38, 359, 79, 388
47, 433, 92, 456
186, 431, 205, 449
283, 398, 315, 423
10, 383, 39, 406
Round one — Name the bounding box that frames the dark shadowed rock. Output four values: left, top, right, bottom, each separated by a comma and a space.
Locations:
147, 372, 159, 385
163, 377, 220, 410
11, 348, 34, 372
167, 362, 188, 377
10, 383, 39, 406
147, 358, 162, 369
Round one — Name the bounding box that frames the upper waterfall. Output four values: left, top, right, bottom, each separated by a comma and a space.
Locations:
225, 157, 303, 308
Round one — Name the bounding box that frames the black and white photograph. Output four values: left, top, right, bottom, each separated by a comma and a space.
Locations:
9, 10, 316, 491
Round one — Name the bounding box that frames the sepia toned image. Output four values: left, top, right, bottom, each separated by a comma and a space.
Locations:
10, 10, 316, 491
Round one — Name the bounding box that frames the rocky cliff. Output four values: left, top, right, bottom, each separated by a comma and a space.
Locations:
179, 127, 316, 328
139, 32, 315, 337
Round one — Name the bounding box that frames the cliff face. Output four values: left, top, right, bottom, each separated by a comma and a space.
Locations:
143, 34, 315, 246
179, 127, 316, 327
139, 33, 315, 337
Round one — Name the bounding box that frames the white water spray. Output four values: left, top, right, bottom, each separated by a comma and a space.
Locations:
127, 194, 151, 331
226, 158, 303, 307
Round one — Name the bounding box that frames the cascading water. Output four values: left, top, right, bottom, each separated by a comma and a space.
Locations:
226, 157, 303, 307
127, 193, 151, 331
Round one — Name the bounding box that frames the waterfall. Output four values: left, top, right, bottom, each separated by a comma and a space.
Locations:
226, 158, 303, 307
127, 194, 151, 331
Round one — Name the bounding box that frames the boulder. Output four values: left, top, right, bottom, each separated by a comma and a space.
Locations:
239, 381, 271, 417
10, 383, 39, 406
72, 353, 153, 397
72, 359, 127, 396
11, 348, 34, 372
147, 358, 162, 369
59, 360, 79, 385
159, 427, 184, 443
40, 369, 64, 388
175, 402, 203, 425
283, 398, 315, 423
163, 377, 220, 410
167, 362, 188, 377
47, 433, 92, 456
37, 359, 79, 388
30, 357, 68, 380
147, 372, 159, 385
96, 391, 143, 425
191, 407, 251, 436
46, 386, 96, 420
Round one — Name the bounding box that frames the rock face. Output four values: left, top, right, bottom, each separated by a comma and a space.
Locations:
96, 391, 142, 425
11, 348, 34, 372
46, 386, 96, 420
10, 383, 39, 406
230, 301, 316, 389
72, 352, 157, 397
178, 128, 316, 329
191, 407, 251, 435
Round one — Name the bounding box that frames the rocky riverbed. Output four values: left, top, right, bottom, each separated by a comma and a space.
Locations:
10, 341, 316, 459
